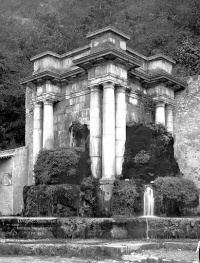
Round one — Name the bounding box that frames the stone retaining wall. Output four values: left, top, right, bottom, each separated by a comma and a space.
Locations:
0, 217, 199, 240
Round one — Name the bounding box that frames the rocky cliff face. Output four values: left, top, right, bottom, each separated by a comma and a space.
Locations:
122, 124, 179, 183
174, 75, 200, 189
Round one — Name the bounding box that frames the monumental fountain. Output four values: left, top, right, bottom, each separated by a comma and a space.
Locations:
0, 27, 200, 263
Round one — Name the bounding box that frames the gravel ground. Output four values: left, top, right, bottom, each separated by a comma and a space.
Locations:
0, 250, 198, 262
0, 257, 120, 263
140, 249, 198, 261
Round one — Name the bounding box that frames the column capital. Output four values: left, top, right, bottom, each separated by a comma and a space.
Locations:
155, 101, 165, 108
102, 82, 115, 90
43, 99, 54, 106
115, 85, 126, 93
33, 101, 43, 108
89, 85, 102, 92
165, 103, 174, 110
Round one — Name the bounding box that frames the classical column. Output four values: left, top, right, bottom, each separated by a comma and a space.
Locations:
102, 82, 115, 180
90, 85, 102, 178
33, 102, 43, 166
165, 104, 173, 133
155, 101, 165, 126
115, 86, 126, 176
43, 100, 54, 149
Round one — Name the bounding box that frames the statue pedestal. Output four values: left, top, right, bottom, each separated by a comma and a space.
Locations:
98, 179, 115, 216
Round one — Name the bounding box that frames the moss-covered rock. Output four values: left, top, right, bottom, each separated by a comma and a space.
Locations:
23, 184, 80, 217
23, 176, 101, 217
69, 121, 89, 149
122, 124, 180, 183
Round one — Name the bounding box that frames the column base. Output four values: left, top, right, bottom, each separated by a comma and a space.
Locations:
98, 179, 115, 216
91, 157, 102, 179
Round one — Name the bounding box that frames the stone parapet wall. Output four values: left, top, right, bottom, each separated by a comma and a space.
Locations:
12, 147, 29, 215
174, 75, 200, 188
0, 147, 28, 215
0, 217, 199, 240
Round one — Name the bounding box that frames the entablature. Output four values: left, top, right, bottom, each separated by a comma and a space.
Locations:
21, 26, 187, 96
129, 69, 187, 92
73, 46, 142, 71
21, 68, 87, 86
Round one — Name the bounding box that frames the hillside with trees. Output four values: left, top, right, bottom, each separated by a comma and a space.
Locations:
0, 0, 200, 149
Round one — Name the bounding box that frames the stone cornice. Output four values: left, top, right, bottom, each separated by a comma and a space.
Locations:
60, 68, 86, 79
73, 46, 142, 70
21, 68, 87, 85
30, 45, 90, 61
87, 26, 130, 41
126, 47, 176, 64
20, 71, 60, 85
129, 69, 187, 91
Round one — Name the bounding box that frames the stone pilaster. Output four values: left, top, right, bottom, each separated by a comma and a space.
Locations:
115, 86, 126, 176
43, 100, 54, 149
33, 102, 43, 166
155, 101, 165, 126
102, 82, 116, 180
90, 85, 102, 178
165, 104, 173, 134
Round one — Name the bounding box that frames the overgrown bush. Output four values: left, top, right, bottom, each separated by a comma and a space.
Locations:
154, 177, 199, 216
34, 147, 90, 185
111, 179, 144, 216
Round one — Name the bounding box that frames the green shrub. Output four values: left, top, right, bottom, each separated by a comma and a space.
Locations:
154, 177, 199, 216
34, 147, 90, 185
80, 176, 99, 217
111, 179, 144, 216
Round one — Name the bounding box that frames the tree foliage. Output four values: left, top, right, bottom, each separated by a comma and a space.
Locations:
0, 0, 200, 148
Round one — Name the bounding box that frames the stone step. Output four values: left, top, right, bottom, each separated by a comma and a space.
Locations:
122, 254, 197, 263
0, 239, 197, 261
0, 240, 153, 260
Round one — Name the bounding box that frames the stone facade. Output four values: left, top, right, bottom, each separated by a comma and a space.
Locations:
0, 26, 192, 215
